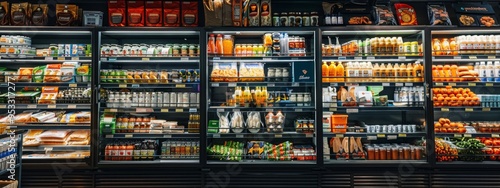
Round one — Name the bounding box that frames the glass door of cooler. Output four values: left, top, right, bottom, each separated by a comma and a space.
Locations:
321, 29, 428, 163
205, 29, 317, 164
97, 29, 201, 164
0, 28, 93, 163
431, 29, 500, 164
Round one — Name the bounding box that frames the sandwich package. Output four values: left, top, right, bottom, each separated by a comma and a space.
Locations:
127, 1, 144, 26
145, 1, 162, 27
56, 4, 78, 26
163, 1, 180, 26
0, 1, 9, 25
373, 5, 397, 25
43, 64, 62, 83
394, 3, 417, 26
17, 67, 34, 82
203, 0, 223, 27
10, 3, 30, 26
30, 4, 48, 26
182, 1, 198, 27
427, 4, 452, 25
108, 0, 126, 26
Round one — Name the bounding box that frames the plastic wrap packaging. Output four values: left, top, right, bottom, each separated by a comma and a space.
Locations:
427, 4, 452, 25
247, 111, 262, 133
373, 5, 396, 25
203, 0, 223, 26
230, 111, 245, 133
217, 112, 230, 133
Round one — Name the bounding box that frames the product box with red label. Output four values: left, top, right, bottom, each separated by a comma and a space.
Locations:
127, 0, 144, 27
164, 1, 180, 26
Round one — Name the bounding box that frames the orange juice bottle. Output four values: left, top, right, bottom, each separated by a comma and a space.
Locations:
393, 63, 400, 82
386, 64, 394, 81
322, 62, 330, 82
400, 63, 407, 81
235, 44, 242, 57
373, 63, 380, 82
433, 38, 441, 56
216, 34, 224, 56
336, 62, 345, 82
442, 38, 450, 55
329, 62, 337, 82
245, 44, 253, 57
379, 63, 387, 82
208, 34, 216, 55
223, 35, 234, 56
406, 63, 414, 81
413, 61, 424, 82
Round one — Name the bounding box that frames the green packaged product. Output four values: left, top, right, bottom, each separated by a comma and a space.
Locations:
208, 120, 219, 133
32, 66, 45, 83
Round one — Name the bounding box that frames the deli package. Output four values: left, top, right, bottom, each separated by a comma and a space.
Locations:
427, 4, 452, 25
203, 0, 223, 27
108, 0, 126, 27
127, 1, 144, 27
453, 3, 498, 27
145, 1, 162, 27
163, 1, 180, 27
373, 5, 397, 25
11, 3, 30, 26
394, 3, 417, 26
0, 1, 9, 25
56, 4, 78, 26
31, 4, 48, 26
182, 1, 199, 27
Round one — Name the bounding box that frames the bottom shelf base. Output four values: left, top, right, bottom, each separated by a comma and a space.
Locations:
208, 160, 316, 164
99, 159, 199, 164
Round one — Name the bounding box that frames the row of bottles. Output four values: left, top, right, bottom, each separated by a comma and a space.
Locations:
231, 86, 269, 107
323, 36, 421, 56
322, 61, 424, 82
104, 140, 158, 161
476, 61, 500, 82
433, 35, 500, 55
160, 140, 200, 160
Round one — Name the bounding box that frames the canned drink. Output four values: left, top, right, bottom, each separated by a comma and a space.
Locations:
151, 92, 157, 107
157, 92, 163, 107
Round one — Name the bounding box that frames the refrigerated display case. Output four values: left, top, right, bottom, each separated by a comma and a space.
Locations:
205, 29, 318, 164
96, 28, 201, 165
320, 28, 428, 164
431, 28, 500, 165
0, 27, 93, 165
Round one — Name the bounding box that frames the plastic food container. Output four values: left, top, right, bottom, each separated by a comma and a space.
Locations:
331, 114, 348, 133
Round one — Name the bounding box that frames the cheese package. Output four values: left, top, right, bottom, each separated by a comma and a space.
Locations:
38, 86, 58, 104
145, 1, 162, 27
43, 64, 62, 83
17, 67, 34, 82
108, 0, 126, 26
163, 1, 180, 26
239, 63, 264, 82
127, 1, 144, 27
394, 3, 417, 26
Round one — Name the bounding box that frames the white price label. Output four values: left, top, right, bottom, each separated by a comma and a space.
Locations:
164, 134, 172, 138
68, 105, 77, 109
465, 108, 473, 112
217, 108, 225, 112
211, 83, 219, 87
213, 57, 221, 60
346, 109, 359, 113
338, 56, 346, 60
233, 109, 240, 112
131, 84, 140, 88
45, 57, 53, 61
367, 136, 377, 140
236, 134, 244, 138
488, 56, 496, 59
454, 56, 462, 59
108, 109, 118, 112
377, 134, 386, 138
382, 83, 390, 86
47, 105, 56, 109
262, 58, 273, 61
44, 147, 53, 151
448, 83, 456, 86
161, 109, 169, 113
189, 108, 197, 113
57, 57, 65, 61
268, 83, 275, 87
395, 83, 404, 87
469, 56, 477, 59
213, 134, 221, 138
125, 134, 133, 138
306, 133, 313, 138
266, 109, 273, 112
27, 105, 37, 109
330, 83, 338, 86
69, 84, 77, 88
292, 83, 299, 86
367, 56, 375, 60
329, 108, 337, 112
464, 134, 472, 138
483, 108, 491, 112
335, 134, 344, 138
275, 134, 283, 138
387, 135, 397, 140
175, 109, 183, 113
441, 108, 449, 112
492, 134, 499, 138
228, 83, 237, 87
398, 56, 406, 61
454, 134, 462, 138
295, 109, 303, 112
398, 134, 407, 138
468, 83, 477, 86
486, 83, 494, 87
354, 57, 362, 60
405, 83, 413, 86
176, 84, 186, 88
435, 83, 444, 86
180, 57, 189, 61
71, 57, 79, 61
136, 108, 149, 113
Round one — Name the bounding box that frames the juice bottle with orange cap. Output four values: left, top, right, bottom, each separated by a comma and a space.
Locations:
322, 62, 330, 82
336, 62, 344, 82
329, 61, 337, 82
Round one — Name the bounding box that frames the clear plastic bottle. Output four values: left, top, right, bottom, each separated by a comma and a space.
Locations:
322, 62, 330, 82
367, 62, 373, 82
393, 63, 400, 82
495, 61, 500, 82
486, 61, 494, 82
386, 63, 394, 81
373, 63, 380, 82
479, 61, 487, 82
379, 63, 387, 81
329, 62, 337, 82
336, 62, 345, 82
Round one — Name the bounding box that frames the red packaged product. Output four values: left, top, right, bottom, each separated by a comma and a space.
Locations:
163, 1, 180, 27
182, 1, 198, 27
108, 0, 126, 27
127, 0, 144, 27
394, 3, 418, 26
145, 1, 162, 27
